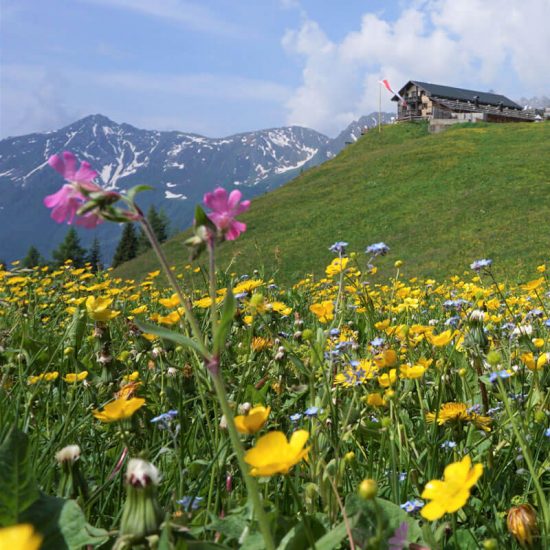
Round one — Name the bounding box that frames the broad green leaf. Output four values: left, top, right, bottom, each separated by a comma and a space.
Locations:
0, 428, 39, 525
447, 528, 479, 549
20, 494, 108, 550
213, 288, 236, 355
135, 319, 208, 358
276, 516, 326, 550
207, 515, 248, 541
314, 519, 352, 550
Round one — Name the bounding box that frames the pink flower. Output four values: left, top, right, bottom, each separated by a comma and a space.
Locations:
44, 151, 104, 227
203, 187, 250, 241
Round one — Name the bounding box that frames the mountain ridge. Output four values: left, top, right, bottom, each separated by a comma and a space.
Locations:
0, 112, 393, 263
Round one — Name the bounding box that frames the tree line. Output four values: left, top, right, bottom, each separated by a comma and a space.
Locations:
16, 205, 170, 271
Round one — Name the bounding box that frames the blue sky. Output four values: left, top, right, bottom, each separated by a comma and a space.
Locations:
1, 0, 548, 138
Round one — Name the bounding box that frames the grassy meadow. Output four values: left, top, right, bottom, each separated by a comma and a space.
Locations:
116, 121, 550, 285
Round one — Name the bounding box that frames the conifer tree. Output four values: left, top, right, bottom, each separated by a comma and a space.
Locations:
52, 228, 87, 267
137, 205, 170, 254
87, 237, 102, 272
22, 245, 44, 268
112, 223, 138, 268
150, 205, 169, 243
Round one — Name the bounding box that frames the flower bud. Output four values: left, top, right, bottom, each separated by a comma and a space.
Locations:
55, 445, 88, 500
226, 474, 233, 493
344, 451, 355, 463
119, 459, 162, 541
507, 503, 538, 548
482, 539, 498, 550
358, 478, 378, 500
486, 350, 502, 367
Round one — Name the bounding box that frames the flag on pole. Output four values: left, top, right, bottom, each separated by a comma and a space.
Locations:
379, 79, 407, 107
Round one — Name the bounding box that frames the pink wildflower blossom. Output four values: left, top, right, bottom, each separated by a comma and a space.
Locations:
44, 151, 104, 227
203, 187, 250, 241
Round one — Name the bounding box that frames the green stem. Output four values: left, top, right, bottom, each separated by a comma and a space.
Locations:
210, 373, 276, 550
288, 476, 317, 549
139, 216, 209, 359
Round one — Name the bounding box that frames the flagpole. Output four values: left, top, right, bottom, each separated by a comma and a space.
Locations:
378, 81, 382, 133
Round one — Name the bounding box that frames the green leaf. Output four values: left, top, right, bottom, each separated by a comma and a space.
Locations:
447, 528, 479, 549
126, 184, 153, 204
135, 319, 208, 358
276, 516, 326, 550
207, 515, 248, 542
314, 519, 352, 550
344, 495, 424, 547
194, 205, 216, 231
213, 288, 236, 355
0, 428, 39, 525
20, 494, 108, 550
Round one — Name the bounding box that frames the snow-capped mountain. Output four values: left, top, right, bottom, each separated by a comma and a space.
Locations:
0, 112, 392, 263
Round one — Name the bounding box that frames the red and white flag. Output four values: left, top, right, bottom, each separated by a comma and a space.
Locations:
379, 79, 407, 107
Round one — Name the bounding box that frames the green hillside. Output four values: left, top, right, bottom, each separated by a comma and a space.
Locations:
116, 121, 550, 283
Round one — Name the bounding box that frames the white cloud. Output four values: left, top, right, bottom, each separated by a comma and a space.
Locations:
80, 0, 242, 37
283, 0, 550, 135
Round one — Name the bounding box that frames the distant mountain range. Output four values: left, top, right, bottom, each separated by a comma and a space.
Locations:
0, 112, 393, 263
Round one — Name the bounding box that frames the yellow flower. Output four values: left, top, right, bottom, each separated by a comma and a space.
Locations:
426, 402, 491, 432
426, 329, 453, 347
309, 300, 334, 323
0, 524, 42, 550
325, 257, 349, 277
93, 397, 145, 423
234, 405, 271, 435
521, 277, 544, 292
520, 352, 536, 370
123, 371, 140, 382
400, 364, 426, 379
159, 294, 181, 308
269, 301, 292, 316
532, 338, 544, 349
233, 279, 264, 294
130, 305, 148, 315
193, 296, 214, 308
366, 393, 387, 407
28, 372, 59, 384
373, 349, 397, 368
251, 337, 272, 352
244, 430, 310, 476
536, 353, 550, 369
86, 296, 120, 322
420, 455, 483, 520
158, 310, 182, 325
63, 371, 88, 383
378, 368, 397, 387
